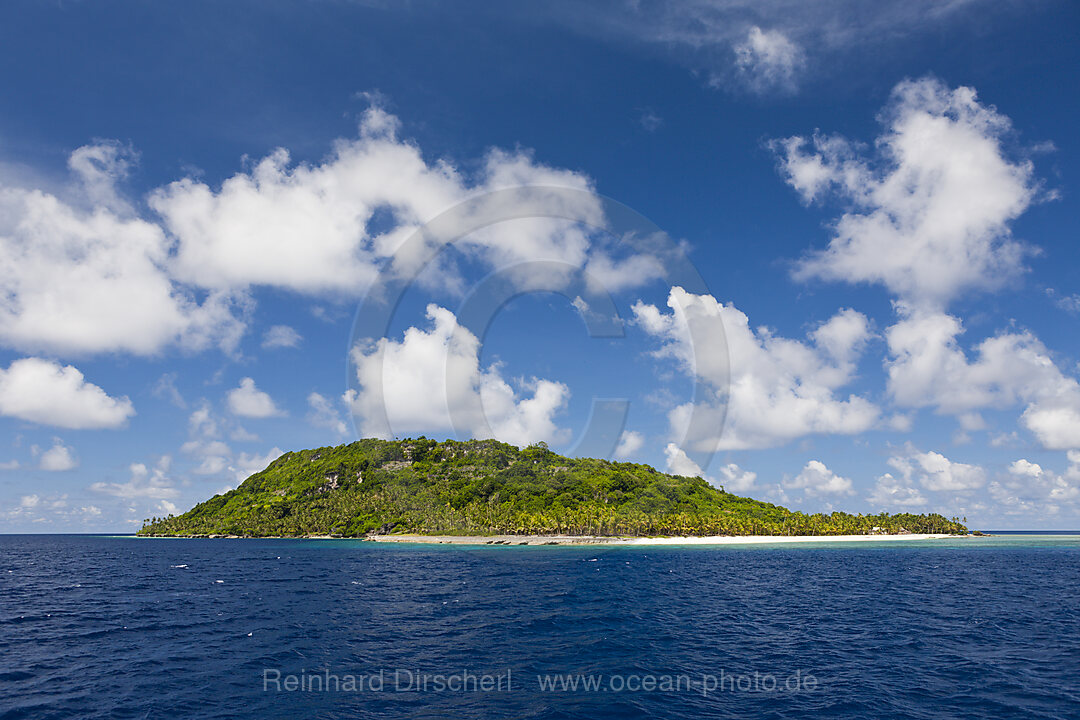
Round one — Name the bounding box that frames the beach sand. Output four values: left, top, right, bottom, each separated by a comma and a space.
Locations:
363, 533, 967, 546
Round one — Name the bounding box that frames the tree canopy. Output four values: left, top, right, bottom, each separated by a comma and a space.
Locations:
138, 438, 967, 538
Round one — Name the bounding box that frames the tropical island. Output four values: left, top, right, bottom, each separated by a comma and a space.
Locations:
137, 438, 969, 542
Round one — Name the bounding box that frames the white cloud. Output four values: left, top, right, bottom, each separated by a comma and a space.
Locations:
261, 325, 302, 349
1008, 459, 1043, 478
230, 426, 260, 442
0, 144, 246, 356
149, 109, 454, 294
664, 443, 705, 478
989, 431, 1020, 448
637, 108, 663, 132
67, 140, 137, 212
885, 310, 1080, 450
635, 287, 878, 450
192, 455, 229, 476
307, 392, 349, 436
582, 252, 665, 295
886, 312, 1058, 412
785, 460, 853, 496
0, 460, 19, 470
887, 444, 985, 492
0, 357, 135, 429
187, 402, 220, 438
542, 1, 1001, 93
181, 403, 232, 475
958, 413, 987, 432
734, 26, 804, 93
867, 472, 928, 509
226, 377, 285, 418
90, 457, 178, 499
230, 447, 284, 486
39, 438, 78, 471
147, 107, 644, 300
152, 372, 187, 409
986, 454, 1080, 516
0, 109, 662, 365
1047, 289, 1080, 315
714, 462, 758, 493
349, 304, 569, 447
613, 430, 645, 460
663, 442, 756, 493
777, 77, 1039, 310
178, 403, 283, 487
1021, 405, 1080, 451
775, 77, 1079, 455
0, 492, 117, 528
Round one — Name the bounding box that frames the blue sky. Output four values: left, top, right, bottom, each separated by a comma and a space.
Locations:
1, 0, 1079, 531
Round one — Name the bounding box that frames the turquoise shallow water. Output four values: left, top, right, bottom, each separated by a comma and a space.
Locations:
2, 533, 1079, 719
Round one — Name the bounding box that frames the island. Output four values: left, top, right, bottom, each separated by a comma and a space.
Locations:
137, 438, 969, 542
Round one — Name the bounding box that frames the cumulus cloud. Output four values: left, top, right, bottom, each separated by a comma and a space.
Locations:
777, 77, 1039, 309
734, 26, 804, 93
664, 443, 704, 478
0, 107, 665, 366
348, 304, 569, 447
887, 444, 985, 492
67, 140, 137, 211
229, 447, 285, 486
714, 461, 758, 493
985, 454, 1080, 517
150, 109, 448, 294
1021, 405, 1080, 452
663, 442, 756, 492
613, 430, 645, 460
2, 492, 81, 526
867, 472, 927, 509
38, 438, 78, 471
226, 377, 285, 418
179, 402, 284, 484
307, 392, 349, 437
0, 357, 135, 429
261, 325, 302, 349
147, 106, 651, 300
635, 287, 878, 450
785, 460, 853, 496
181, 403, 232, 474
886, 311, 1080, 450
0, 144, 247, 356
90, 457, 178, 499
774, 78, 1078, 453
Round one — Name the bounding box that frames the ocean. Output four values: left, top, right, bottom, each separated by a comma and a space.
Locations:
2, 534, 1078, 719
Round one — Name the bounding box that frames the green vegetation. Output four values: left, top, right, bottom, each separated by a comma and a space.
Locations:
137, 438, 967, 538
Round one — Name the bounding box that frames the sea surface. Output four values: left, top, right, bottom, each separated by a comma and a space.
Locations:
2, 534, 1079, 720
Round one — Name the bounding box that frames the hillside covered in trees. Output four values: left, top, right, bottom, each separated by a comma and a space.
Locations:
138, 438, 968, 538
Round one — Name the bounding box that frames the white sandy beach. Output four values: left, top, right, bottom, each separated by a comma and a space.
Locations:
364, 533, 966, 546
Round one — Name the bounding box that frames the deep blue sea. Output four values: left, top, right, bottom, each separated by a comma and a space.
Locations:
2, 534, 1079, 720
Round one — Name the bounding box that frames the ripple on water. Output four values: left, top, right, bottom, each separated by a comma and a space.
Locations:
1, 535, 1079, 720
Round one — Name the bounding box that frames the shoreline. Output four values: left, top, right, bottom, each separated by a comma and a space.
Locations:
362, 533, 968, 546
134, 532, 974, 544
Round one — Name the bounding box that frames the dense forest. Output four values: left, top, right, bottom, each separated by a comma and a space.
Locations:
138, 438, 968, 538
